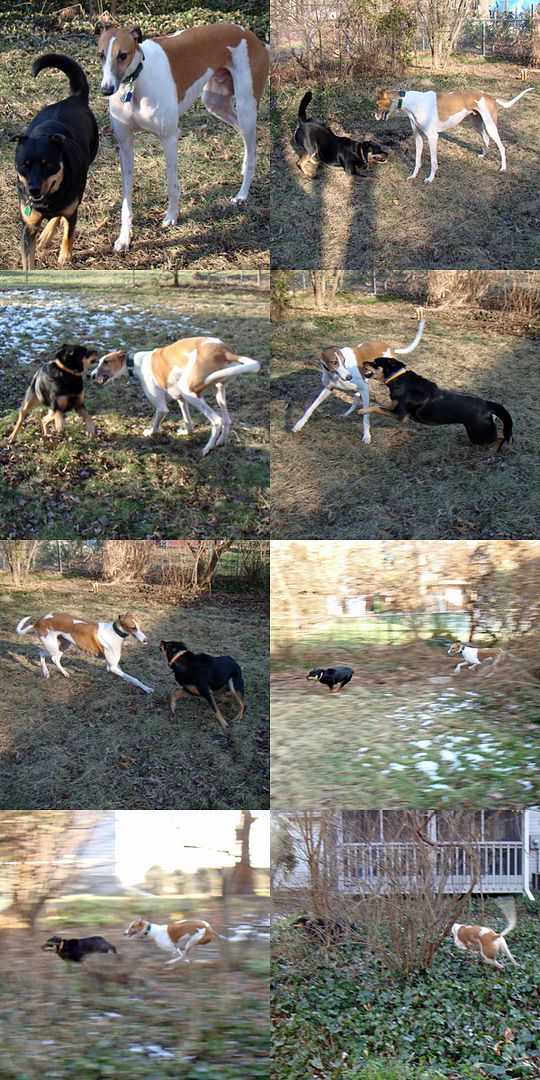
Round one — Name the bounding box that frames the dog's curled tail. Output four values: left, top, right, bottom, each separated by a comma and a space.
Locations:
16, 616, 35, 635
202, 354, 260, 389
395, 317, 425, 356
496, 896, 517, 937
495, 87, 534, 109
298, 90, 313, 122
488, 401, 513, 444
32, 54, 90, 103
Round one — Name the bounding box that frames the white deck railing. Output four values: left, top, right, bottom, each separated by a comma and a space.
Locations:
339, 841, 524, 893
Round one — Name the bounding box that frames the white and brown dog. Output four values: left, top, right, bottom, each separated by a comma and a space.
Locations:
16, 610, 153, 693
96, 22, 269, 251
375, 87, 533, 182
293, 313, 425, 443
124, 917, 215, 964
91, 336, 260, 456
450, 903, 518, 971
448, 642, 502, 674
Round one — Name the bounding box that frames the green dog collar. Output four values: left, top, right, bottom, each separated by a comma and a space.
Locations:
120, 60, 144, 102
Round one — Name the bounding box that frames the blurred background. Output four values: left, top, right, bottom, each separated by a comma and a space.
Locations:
271, 540, 540, 807
0, 809, 269, 1079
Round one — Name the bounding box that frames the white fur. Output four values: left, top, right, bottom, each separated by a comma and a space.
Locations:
16, 615, 153, 692
101, 33, 263, 249
382, 88, 532, 182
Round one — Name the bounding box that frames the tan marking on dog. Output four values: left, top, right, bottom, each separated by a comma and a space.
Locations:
150, 337, 242, 396
166, 919, 214, 945
436, 90, 498, 124
37, 216, 61, 249
456, 924, 501, 960
7, 391, 41, 443
41, 163, 65, 197
157, 24, 269, 105
58, 217, 75, 265
97, 26, 142, 83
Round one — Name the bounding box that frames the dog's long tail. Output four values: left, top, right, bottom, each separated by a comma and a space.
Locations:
495, 87, 534, 109
395, 318, 425, 356
298, 91, 313, 122
202, 354, 260, 390
16, 616, 35, 635
495, 896, 517, 938
487, 401, 513, 444
32, 54, 90, 103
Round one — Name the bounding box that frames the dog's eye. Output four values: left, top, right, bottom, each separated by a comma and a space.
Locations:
118, 51, 128, 61
99, 51, 105, 60
41, 160, 49, 167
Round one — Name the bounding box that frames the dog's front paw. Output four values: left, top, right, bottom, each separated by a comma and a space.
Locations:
161, 214, 178, 229
114, 235, 131, 253
142, 427, 156, 437
406, 173, 418, 181
362, 432, 372, 444
424, 176, 436, 183
230, 194, 247, 205
292, 421, 304, 433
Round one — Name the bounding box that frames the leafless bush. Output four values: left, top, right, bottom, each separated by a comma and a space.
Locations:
101, 541, 155, 583
426, 271, 540, 328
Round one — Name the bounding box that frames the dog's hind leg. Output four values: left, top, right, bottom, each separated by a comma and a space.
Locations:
477, 101, 506, 170
75, 400, 96, 437
214, 383, 231, 446
470, 112, 490, 159
7, 391, 40, 444
177, 398, 194, 436
42, 409, 56, 436
228, 675, 246, 720
177, 384, 223, 456
229, 40, 258, 202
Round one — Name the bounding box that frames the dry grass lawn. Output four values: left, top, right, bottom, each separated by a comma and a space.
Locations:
271, 57, 539, 269
0, 575, 269, 809
0, 895, 269, 1080
0, 28, 269, 270
270, 295, 540, 539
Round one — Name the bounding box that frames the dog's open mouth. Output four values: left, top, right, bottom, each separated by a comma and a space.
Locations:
375, 110, 389, 122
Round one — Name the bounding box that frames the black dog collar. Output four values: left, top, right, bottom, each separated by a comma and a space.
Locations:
112, 620, 129, 639
126, 354, 135, 371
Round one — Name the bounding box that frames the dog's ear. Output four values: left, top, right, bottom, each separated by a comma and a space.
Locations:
10, 133, 28, 144
94, 20, 107, 35
130, 25, 143, 43
49, 133, 66, 146
56, 344, 70, 359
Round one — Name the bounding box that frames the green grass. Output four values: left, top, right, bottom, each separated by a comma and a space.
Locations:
270, 642, 540, 809
0, 895, 269, 1080
0, 575, 269, 809
270, 297, 540, 539
271, 58, 539, 269
272, 899, 540, 1079
0, 283, 269, 537
0, 10, 269, 270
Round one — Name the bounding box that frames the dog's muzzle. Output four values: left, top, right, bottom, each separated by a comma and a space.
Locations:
375, 110, 389, 121
101, 84, 116, 97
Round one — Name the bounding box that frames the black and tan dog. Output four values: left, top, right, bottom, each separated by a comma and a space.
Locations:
294, 91, 388, 176
12, 54, 98, 269
361, 356, 513, 451
160, 640, 246, 731
292, 917, 355, 946
307, 666, 355, 692
7, 343, 98, 443
41, 935, 117, 963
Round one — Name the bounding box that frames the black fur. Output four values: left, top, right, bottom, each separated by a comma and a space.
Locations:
307, 666, 354, 692
160, 639, 246, 729
294, 90, 388, 176
8, 343, 98, 442
41, 935, 117, 963
364, 356, 513, 450
292, 917, 355, 944
12, 54, 99, 268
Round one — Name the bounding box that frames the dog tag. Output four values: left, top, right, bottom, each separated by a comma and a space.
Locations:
23, 203, 31, 217
121, 89, 133, 103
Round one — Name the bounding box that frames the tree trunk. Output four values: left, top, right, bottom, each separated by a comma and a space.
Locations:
1, 541, 39, 585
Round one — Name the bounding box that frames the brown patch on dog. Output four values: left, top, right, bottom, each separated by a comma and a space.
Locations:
166, 919, 214, 945
157, 23, 269, 106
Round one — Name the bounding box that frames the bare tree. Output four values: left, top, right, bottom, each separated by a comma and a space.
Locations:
1, 541, 39, 585
418, 0, 474, 69
186, 541, 235, 591
230, 810, 256, 895
101, 541, 155, 582
309, 271, 344, 310
0, 811, 101, 930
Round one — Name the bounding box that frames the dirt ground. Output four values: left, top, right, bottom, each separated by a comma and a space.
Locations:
270, 295, 540, 539
0, 576, 269, 809
0, 895, 269, 1080
270, 640, 540, 808
271, 58, 539, 269
0, 280, 269, 538
0, 27, 269, 270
